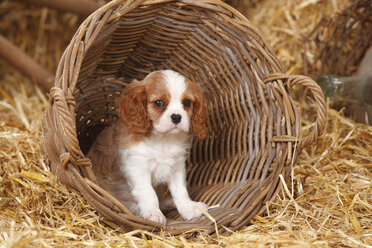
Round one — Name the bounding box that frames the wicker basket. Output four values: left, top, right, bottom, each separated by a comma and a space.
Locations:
42, 0, 326, 235
304, 0, 372, 78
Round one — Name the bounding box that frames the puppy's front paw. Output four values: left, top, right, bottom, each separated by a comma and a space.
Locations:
141, 209, 167, 225
178, 201, 208, 221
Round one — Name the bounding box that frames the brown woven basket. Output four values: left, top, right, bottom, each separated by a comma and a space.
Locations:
42, 0, 326, 235
304, 0, 372, 78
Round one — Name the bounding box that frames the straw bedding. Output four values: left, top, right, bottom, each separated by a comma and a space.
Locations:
0, 0, 371, 247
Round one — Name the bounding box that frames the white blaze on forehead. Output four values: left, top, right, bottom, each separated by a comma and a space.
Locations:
162, 70, 187, 100
152, 70, 190, 134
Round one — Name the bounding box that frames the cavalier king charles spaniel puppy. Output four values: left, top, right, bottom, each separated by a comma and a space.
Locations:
87, 70, 208, 225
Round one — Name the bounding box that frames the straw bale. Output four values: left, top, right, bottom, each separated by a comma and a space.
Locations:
248, 0, 354, 75
0, 0, 371, 247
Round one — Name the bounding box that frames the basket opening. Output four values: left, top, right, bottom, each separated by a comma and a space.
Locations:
70, 2, 290, 216
40, 0, 321, 232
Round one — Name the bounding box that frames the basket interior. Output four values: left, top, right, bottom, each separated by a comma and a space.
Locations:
69, 1, 298, 226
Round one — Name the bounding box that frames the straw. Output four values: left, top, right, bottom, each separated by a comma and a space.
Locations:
1, 0, 370, 247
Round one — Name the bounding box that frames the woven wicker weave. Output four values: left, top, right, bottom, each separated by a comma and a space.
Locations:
42, 0, 326, 235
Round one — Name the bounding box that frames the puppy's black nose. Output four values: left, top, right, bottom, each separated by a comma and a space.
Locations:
171, 114, 182, 124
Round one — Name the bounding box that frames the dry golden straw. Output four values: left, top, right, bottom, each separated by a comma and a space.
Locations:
0, 0, 371, 247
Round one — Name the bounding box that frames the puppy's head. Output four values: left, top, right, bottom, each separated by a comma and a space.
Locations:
117, 70, 208, 139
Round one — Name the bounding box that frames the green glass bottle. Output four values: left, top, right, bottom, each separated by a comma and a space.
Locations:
317, 72, 372, 124
316, 47, 372, 125
317, 73, 372, 105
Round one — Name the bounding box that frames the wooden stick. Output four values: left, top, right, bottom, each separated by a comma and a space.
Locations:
14, 0, 104, 16
0, 34, 54, 91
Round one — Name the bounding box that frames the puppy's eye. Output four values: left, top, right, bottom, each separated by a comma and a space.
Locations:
154, 100, 164, 108
183, 99, 191, 108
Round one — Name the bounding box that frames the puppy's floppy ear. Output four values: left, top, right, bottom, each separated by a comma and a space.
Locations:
117, 81, 151, 136
191, 83, 208, 139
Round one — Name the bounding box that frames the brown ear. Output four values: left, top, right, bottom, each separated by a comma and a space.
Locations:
191, 86, 208, 139
117, 81, 151, 136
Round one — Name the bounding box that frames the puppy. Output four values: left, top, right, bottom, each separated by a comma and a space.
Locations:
87, 70, 208, 225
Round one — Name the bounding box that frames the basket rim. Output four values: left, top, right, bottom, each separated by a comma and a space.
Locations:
54, 0, 282, 91
43, 0, 327, 235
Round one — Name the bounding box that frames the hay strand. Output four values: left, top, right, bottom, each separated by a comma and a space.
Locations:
0, 0, 371, 247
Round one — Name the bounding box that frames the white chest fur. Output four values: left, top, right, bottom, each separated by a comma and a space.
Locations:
120, 133, 191, 184
116, 131, 207, 225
